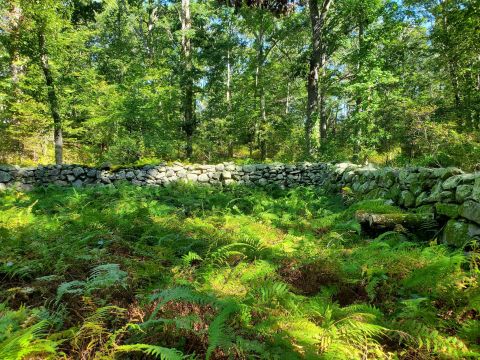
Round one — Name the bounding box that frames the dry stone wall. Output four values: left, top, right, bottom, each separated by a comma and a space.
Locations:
0, 162, 479, 246
0, 162, 332, 191
330, 163, 480, 247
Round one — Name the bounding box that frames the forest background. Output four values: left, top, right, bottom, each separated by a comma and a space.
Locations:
0, 0, 479, 170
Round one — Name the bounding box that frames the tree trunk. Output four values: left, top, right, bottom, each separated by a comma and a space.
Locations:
319, 52, 327, 144
227, 48, 232, 105
440, 0, 461, 110
306, 0, 332, 157
255, 17, 267, 160
226, 48, 234, 157
5, 2, 23, 124
355, 211, 437, 238
147, 0, 157, 60
285, 81, 290, 114
181, 0, 195, 159
353, 18, 364, 161
38, 28, 63, 165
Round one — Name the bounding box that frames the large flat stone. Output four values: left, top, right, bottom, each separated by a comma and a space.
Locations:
460, 200, 480, 225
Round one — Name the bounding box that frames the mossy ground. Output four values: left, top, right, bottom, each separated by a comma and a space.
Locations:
0, 184, 479, 359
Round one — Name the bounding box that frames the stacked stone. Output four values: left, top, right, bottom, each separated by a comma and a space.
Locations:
0, 162, 331, 191
329, 163, 480, 247
1, 161, 479, 247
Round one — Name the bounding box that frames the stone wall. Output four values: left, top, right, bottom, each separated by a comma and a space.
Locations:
0, 162, 479, 246
330, 163, 480, 247
0, 162, 332, 191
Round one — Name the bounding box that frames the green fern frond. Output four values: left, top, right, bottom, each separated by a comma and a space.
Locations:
206, 301, 240, 359
375, 230, 407, 243
72, 306, 126, 355
148, 286, 215, 320
87, 263, 128, 292
391, 319, 471, 357
55, 280, 86, 303
181, 251, 203, 266
206, 242, 256, 266
0, 320, 59, 360
115, 344, 185, 359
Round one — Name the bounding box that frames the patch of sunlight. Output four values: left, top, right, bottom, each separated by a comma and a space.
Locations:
202, 264, 249, 298
223, 215, 286, 246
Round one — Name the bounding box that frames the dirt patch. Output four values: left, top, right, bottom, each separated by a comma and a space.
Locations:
279, 258, 343, 296
279, 258, 368, 305
335, 283, 369, 306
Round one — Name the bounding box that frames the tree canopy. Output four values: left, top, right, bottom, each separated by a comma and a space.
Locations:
0, 0, 479, 168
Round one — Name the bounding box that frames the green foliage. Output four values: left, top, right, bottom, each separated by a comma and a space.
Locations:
56, 263, 128, 303
0, 184, 479, 358
206, 301, 240, 359
115, 344, 185, 360
0, 0, 478, 165
0, 305, 60, 359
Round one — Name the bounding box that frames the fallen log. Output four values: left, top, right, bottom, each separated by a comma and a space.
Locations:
355, 211, 437, 235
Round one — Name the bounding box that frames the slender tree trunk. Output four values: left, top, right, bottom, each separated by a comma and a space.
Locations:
38, 28, 63, 165
477, 55, 480, 92
227, 49, 232, 104
259, 88, 267, 159
181, 0, 195, 158
352, 18, 364, 162
255, 17, 267, 160
6, 2, 23, 124
226, 48, 234, 157
319, 52, 327, 143
306, 0, 320, 157
440, 0, 460, 110
285, 81, 290, 114
306, 0, 332, 157
147, 1, 157, 61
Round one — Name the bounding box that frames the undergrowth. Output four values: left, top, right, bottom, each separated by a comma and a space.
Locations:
0, 183, 478, 359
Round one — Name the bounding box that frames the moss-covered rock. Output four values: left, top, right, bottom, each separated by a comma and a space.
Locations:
441, 220, 471, 247
386, 183, 401, 202
400, 190, 416, 208
456, 185, 473, 203
424, 183, 442, 203
442, 175, 463, 190
460, 200, 480, 225
365, 188, 387, 200
433, 167, 463, 180
435, 203, 460, 218
416, 192, 429, 207
414, 205, 435, 214
472, 177, 480, 202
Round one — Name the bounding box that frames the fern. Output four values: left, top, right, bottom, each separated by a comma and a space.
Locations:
72, 306, 126, 356
148, 286, 215, 320
248, 281, 292, 309
115, 344, 185, 359
375, 230, 407, 243
55, 264, 128, 303
206, 301, 240, 359
0, 306, 60, 360
55, 280, 86, 303
391, 319, 471, 357
181, 251, 203, 267
87, 263, 128, 292
205, 242, 255, 267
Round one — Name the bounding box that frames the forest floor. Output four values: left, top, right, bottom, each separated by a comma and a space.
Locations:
0, 184, 479, 359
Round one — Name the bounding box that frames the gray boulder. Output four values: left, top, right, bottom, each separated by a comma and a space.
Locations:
456, 185, 473, 203
460, 200, 480, 225
0, 171, 12, 183
198, 174, 209, 182
72, 167, 85, 177
441, 220, 473, 247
